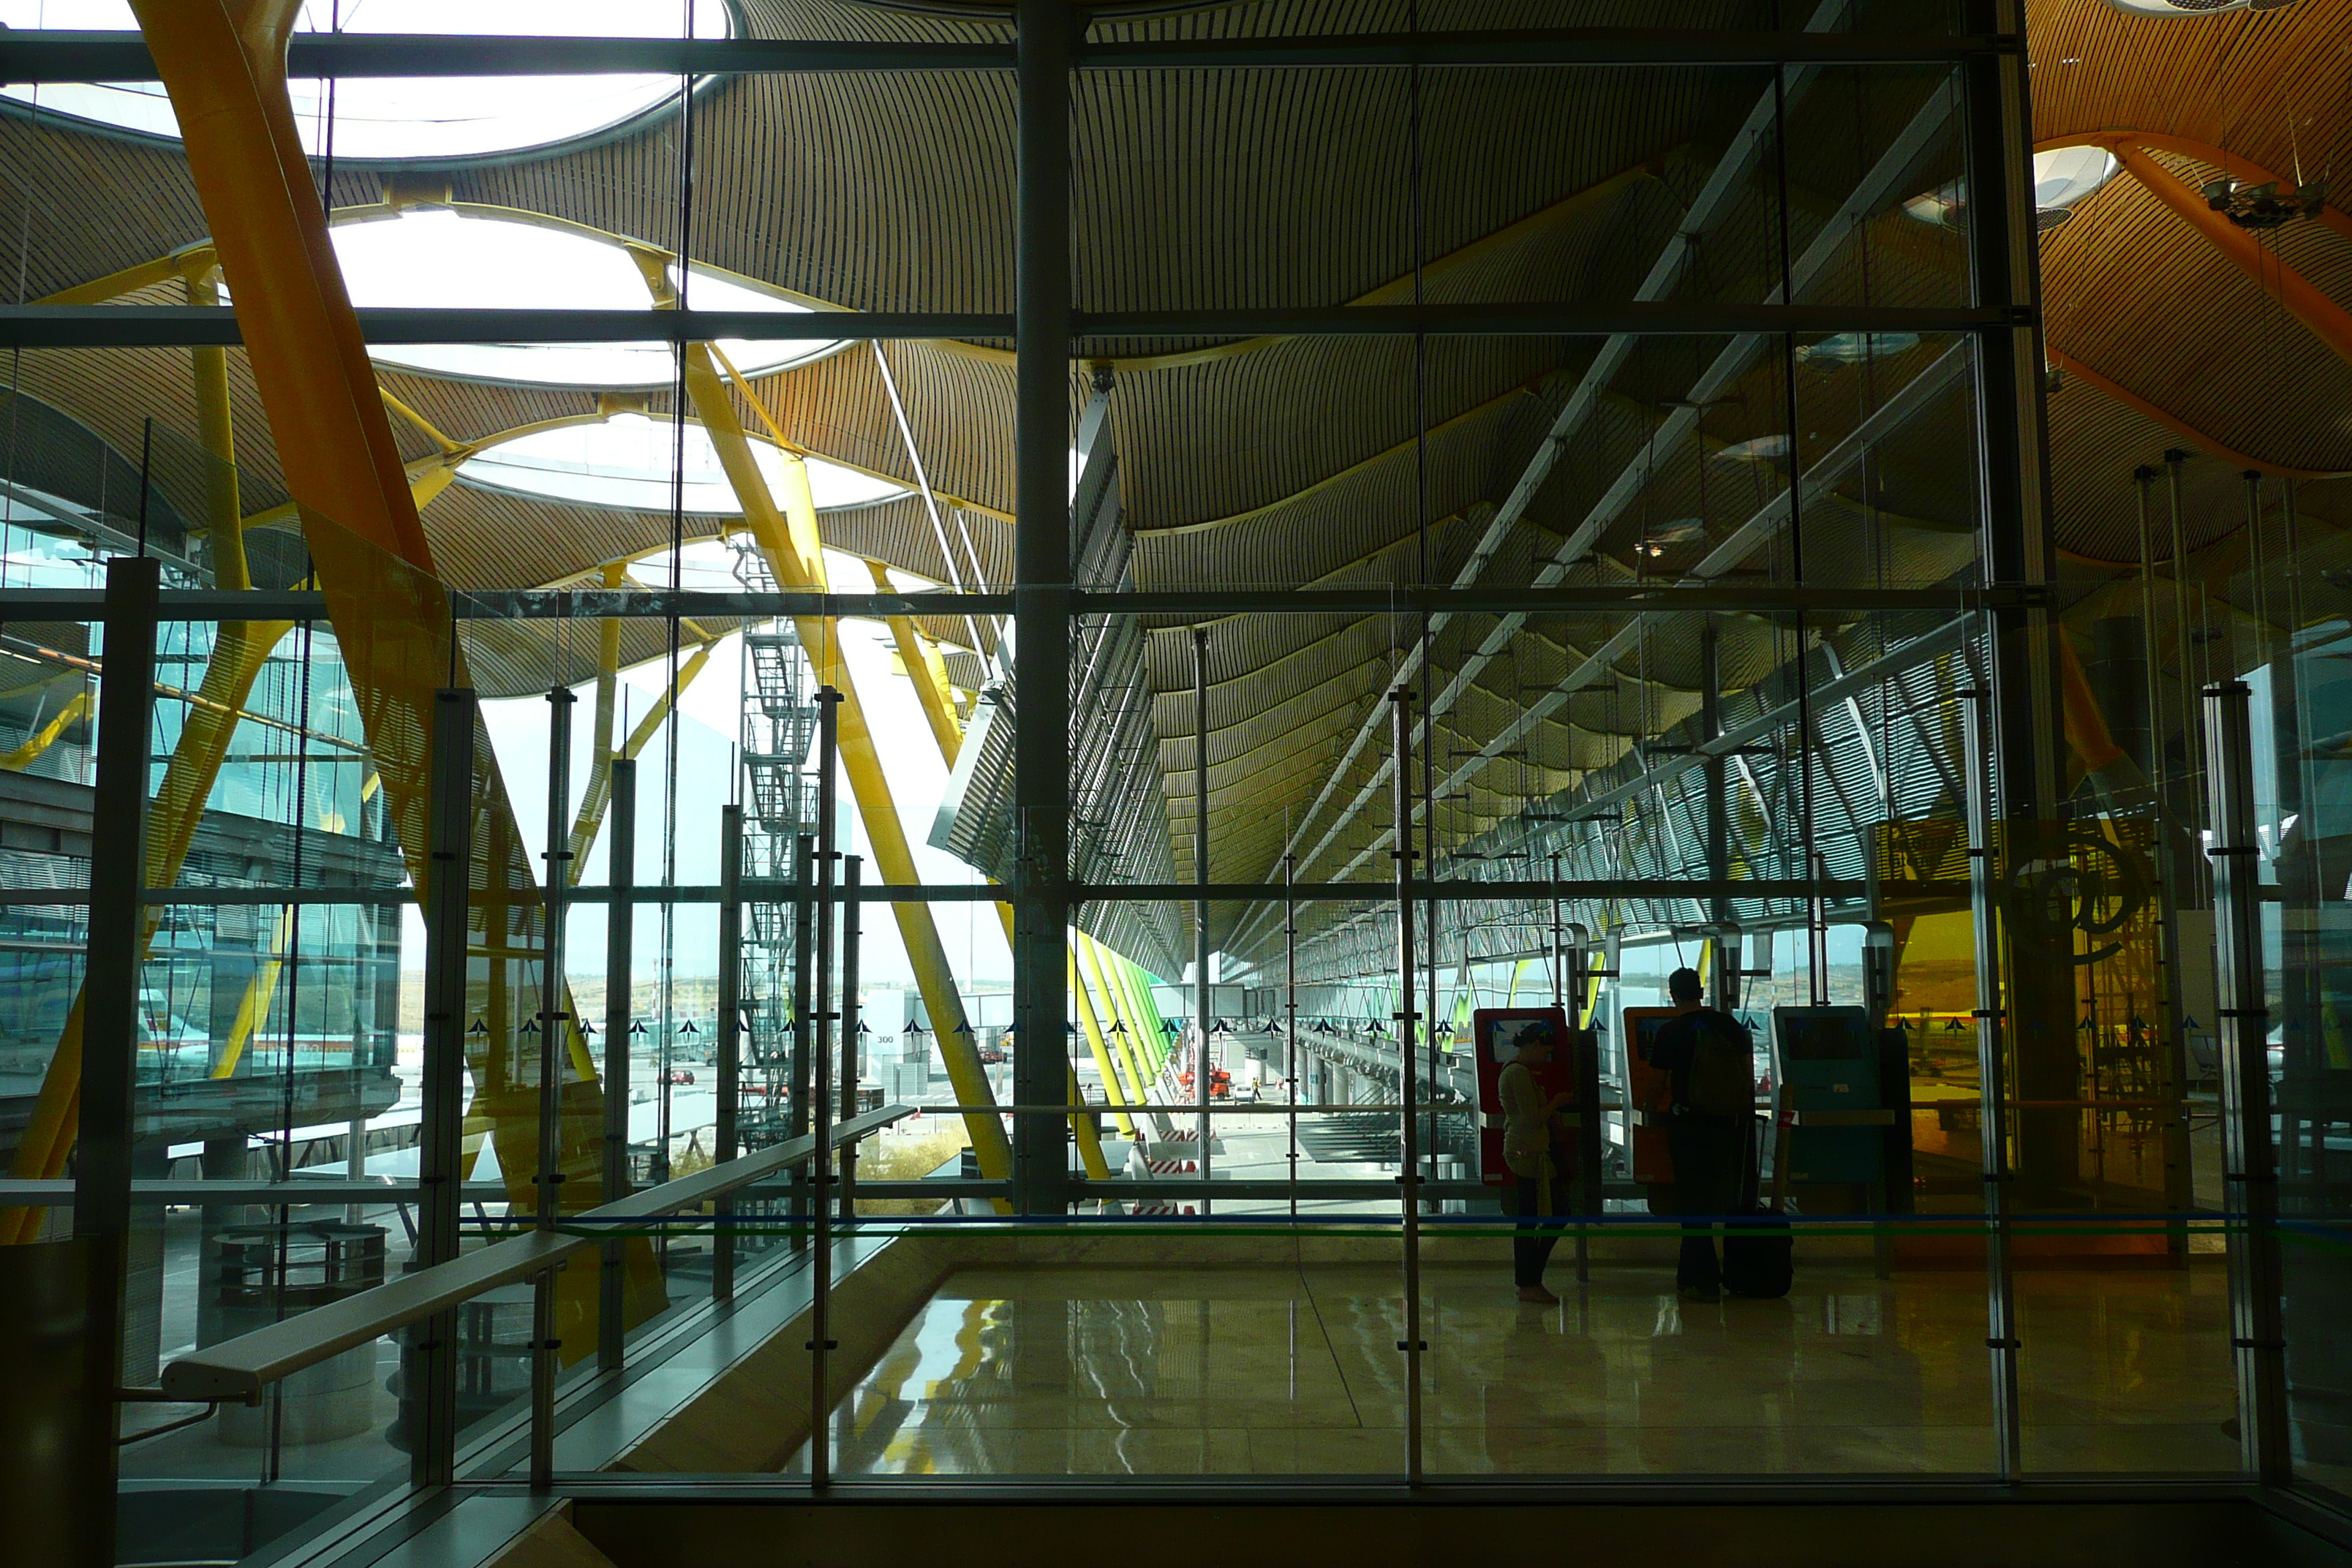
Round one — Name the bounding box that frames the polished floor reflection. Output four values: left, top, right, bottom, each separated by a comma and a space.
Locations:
818, 1262, 2239, 1477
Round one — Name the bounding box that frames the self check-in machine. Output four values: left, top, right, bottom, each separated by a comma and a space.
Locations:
1474, 1006, 1604, 1278
1622, 1006, 1681, 1188
1771, 1004, 1914, 1273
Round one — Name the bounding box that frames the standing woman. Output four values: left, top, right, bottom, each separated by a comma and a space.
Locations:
1499, 1019, 1574, 1305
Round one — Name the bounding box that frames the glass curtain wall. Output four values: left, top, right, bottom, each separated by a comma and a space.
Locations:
0, 3, 2331, 1563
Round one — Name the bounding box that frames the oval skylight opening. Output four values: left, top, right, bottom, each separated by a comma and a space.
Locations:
1904, 146, 2122, 230
0, 0, 732, 162
457, 415, 909, 516
219, 208, 841, 388
2032, 146, 2120, 211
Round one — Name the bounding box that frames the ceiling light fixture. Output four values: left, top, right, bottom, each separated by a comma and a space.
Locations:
2201, 176, 2329, 228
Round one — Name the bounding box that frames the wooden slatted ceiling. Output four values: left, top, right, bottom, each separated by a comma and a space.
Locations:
0, 0, 2342, 921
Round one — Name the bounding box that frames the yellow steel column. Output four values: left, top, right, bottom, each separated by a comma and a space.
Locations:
1069, 946, 1136, 1140
678, 343, 1014, 1181
0, 691, 88, 771
864, 557, 962, 762
184, 263, 245, 589
689, 353, 1109, 1184
90, 3, 666, 1362
1080, 932, 1151, 1107
208, 906, 294, 1080
570, 562, 627, 875
1072, 940, 1142, 1123
565, 639, 714, 875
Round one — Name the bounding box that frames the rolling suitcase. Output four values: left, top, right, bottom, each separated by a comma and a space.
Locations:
1722, 1111, 1793, 1300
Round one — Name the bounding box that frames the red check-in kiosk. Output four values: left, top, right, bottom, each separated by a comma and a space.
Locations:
1474, 1006, 1605, 1273
1624, 1006, 1681, 1188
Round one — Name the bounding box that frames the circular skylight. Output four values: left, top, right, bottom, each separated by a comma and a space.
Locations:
0, 0, 732, 162
458, 415, 910, 516
219, 208, 842, 388
2032, 146, 2120, 211
1903, 146, 2122, 230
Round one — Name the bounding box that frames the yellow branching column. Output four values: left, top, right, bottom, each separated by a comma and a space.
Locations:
1070, 946, 1137, 1141
105, 0, 663, 1361
859, 550, 1111, 1175
677, 342, 1015, 1180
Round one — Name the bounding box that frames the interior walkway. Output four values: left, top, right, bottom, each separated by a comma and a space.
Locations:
811, 1260, 2240, 1478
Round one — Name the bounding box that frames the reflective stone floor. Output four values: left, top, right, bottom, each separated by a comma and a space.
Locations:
818, 1260, 2241, 1477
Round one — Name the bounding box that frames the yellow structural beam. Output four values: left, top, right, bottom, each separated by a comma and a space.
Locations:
0, 690, 88, 772
676, 339, 1016, 1184
1070, 946, 1137, 1142
565, 640, 715, 877
51, 1, 663, 1362
184, 263, 245, 588
1072, 940, 1142, 1133
208, 905, 295, 1081
858, 540, 1109, 1173
863, 557, 964, 761
1079, 932, 1152, 1108
690, 347, 1116, 1183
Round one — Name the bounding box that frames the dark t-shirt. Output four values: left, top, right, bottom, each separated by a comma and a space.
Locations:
1645, 1006, 1750, 1117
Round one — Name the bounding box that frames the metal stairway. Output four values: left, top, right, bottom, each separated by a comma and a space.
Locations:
732, 541, 820, 1152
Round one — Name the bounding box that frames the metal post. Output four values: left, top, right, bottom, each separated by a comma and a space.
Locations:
599, 758, 634, 1371
1961, 683, 2023, 1480
1808, 849, 1830, 1008
70, 555, 157, 1568
1011, 0, 1073, 1218
538, 685, 574, 1236
2136, 465, 2197, 1258
530, 682, 573, 1488
1702, 620, 1732, 1006
839, 855, 862, 1219
1193, 627, 1212, 1193
806, 691, 840, 1482
1549, 853, 1564, 1009
413, 687, 475, 1485
1390, 686, 1424, 1485
2166, 452, 2202, 807
791, 833, 813, 1251
715, 802, 742, 1302
1964, 0, 2068, 1201
812, 693, 839, 1239
2203, 681, 2292, 1482
1285, 853, 1297, 1218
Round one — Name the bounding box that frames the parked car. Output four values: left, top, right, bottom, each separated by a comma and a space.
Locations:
663, 1068, 696, 1086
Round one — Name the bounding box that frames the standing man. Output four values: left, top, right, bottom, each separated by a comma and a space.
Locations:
1644, 967, 1755, 1299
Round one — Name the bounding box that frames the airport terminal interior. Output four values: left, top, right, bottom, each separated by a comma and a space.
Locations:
4, 0, 2352, 1564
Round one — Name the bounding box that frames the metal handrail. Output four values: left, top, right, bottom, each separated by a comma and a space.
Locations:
158, 1104, 911, 1404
